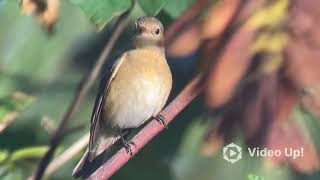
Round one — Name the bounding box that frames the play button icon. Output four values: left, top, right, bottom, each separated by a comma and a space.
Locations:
223, 143, 242, 164
229, 149, 236, 157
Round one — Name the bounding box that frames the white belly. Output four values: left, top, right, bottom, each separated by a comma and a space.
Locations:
105, 78, 169, 129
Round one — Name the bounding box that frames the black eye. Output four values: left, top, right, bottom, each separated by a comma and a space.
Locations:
155, 28, 160, 35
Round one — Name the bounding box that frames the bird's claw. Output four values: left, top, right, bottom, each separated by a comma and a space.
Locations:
130, 141, 137, 148
118, 127, 136, 156
154, 115, 168, 129
123, 141, 137, 156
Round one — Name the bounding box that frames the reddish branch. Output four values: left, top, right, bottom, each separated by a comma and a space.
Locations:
88, 74, 204, 180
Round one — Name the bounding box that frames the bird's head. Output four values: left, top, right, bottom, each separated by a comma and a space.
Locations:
134, 16, 164, 48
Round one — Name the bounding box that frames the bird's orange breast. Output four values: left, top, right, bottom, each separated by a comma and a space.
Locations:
103, 48, 172, 129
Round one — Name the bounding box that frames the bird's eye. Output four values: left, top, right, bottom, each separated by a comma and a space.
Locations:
155, 28, 160, 35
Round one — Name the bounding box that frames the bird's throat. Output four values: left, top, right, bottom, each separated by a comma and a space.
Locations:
134, 37, 164, 50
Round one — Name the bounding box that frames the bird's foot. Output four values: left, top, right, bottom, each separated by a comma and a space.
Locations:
154, 115, 168, 129
118, 128, 137, 156
122, 140, 137, 155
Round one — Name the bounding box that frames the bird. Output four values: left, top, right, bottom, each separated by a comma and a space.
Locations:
72, 16, 172, 177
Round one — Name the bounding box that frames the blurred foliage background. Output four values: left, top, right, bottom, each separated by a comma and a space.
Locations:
0, 0, 320, 180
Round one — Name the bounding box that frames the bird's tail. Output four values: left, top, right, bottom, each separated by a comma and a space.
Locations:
72, 149, 89, 177
88, 126, 119, 161
72, 129, 119, 177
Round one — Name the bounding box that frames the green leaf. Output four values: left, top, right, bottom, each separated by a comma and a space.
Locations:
0, 1, 93, 87
163, 0, 195, 18
70, 0, 132, 28
10, 146, 48, 162
0, 92, 34, 131
172, 120, 211, 180
0, 151, 9, 164
1, 169, 23, 180
138, 0, 167, 16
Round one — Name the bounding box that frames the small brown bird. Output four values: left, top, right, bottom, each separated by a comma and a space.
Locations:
73, 16, 172, 176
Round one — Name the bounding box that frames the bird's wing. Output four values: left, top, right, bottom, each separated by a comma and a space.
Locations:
88, 53, 127, 152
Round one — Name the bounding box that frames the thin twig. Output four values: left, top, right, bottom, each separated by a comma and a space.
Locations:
0, 112, 18, 133
33, 10, 131, 180
44, 133, 89, 178
88, 74, 204, 180
28, 133, 89, 180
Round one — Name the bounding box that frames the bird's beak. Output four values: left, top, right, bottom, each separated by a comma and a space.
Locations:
135, 22, 140, 33
135, 21, 145, 34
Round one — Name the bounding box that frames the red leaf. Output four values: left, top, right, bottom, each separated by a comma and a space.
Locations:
241, 73, 278, 145
201, 0, 241, 39
285, 39, 320, 89
205, 26, 256, 108
167, 22, 202, 58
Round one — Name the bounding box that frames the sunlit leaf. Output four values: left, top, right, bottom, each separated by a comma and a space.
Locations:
246, 0, 289, 28
70, 0, 132, 28
10, 146, 48, 162
0, 151, 9, 164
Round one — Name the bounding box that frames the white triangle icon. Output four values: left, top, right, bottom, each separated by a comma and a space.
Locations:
229, 150, 236, 157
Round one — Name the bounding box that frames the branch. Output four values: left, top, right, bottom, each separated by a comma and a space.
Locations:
28, 133, 89, 180
44, 133, 89, 178
33, 10, 131, 180
88, 74, 204, 180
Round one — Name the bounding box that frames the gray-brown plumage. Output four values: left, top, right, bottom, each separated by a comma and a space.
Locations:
72, 16, 172, 177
